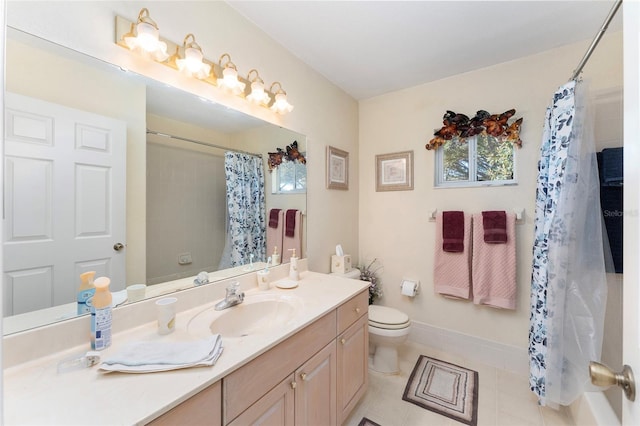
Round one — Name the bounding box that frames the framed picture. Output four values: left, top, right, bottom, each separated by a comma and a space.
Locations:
376, 150, 414, 191
326, 146, 349, 190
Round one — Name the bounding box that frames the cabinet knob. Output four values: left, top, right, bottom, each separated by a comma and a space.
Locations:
300, 372, 307, 381
340, 338, 346, 345
291, 381, 297, 389
355, 307, 361, 314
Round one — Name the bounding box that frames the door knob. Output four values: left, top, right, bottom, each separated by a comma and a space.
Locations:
113, 243, 125, 252
589, 361, 635, 401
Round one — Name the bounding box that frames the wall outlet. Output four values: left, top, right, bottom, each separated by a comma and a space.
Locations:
178, 252, 192, 265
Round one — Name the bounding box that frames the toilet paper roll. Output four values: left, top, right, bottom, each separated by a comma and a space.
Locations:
401, 280, 418, 297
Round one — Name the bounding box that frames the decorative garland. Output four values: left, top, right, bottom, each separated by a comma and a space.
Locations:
425, 109, 523, 150
267, 140, 306, 172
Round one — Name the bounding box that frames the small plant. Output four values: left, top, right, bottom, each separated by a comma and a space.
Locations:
358, 258, 383, 304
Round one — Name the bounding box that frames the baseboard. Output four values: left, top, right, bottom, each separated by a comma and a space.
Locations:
408, 320, 529, 375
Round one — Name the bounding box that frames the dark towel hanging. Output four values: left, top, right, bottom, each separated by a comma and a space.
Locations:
285, 209, 297, 237
482, 211, 507, 243
442, 211, 465, 253
268, 209, 281, 229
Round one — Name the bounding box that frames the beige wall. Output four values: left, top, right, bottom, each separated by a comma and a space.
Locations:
6, 1, 360, 274
358, 32, 623, 349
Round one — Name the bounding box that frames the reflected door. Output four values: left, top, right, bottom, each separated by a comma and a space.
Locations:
3, 93, 126, 315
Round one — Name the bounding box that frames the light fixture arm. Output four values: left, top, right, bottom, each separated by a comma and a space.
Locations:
182, 33, 202, 51
269, 81, 286, 95
246, 69, 264, 84
137, 8, 159, 29
219, 53, 237, 70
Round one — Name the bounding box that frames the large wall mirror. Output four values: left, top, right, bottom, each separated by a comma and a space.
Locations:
3, 27, 307, 335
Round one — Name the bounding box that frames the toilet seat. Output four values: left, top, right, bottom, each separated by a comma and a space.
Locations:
368, 305, 410, 330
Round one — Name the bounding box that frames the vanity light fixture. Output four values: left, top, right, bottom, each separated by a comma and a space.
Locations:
245, 69, 271, 106
173, 34, 211, 79
269, 82, 294, 114
217, 53, 246, 95
121, 8, 169, 62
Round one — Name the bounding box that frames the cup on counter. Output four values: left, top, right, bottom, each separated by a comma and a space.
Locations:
156, 297, 177, 335
256, 270, 271, 291
126, 284, 146, 303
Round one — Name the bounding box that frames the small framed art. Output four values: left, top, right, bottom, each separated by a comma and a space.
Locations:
326, 146, 349, 190
376, 150, 414, 191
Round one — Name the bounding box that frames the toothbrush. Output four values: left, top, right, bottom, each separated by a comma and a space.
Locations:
265, 257, 271, 272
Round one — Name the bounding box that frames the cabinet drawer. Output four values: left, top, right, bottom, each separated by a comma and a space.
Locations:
148, 381, 221, 426
337, 290, 368, 334
223, 311, 336, 423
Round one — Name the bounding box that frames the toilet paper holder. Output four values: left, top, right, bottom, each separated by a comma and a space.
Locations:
400, 279, 420, 296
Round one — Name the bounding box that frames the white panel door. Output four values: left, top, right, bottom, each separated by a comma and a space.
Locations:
623, 1, 640, 424
3, 92, 126, 316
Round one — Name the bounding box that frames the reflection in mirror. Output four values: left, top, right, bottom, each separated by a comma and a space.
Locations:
3, 28, 307, 335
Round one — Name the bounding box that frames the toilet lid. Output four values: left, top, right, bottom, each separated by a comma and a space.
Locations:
368, 305, 410, 330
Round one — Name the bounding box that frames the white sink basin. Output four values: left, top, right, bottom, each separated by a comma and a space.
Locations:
187, 292, 303, 338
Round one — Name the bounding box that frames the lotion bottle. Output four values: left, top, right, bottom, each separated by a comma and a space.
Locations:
77, 271, 96, 315
271, 246, 281, 266
90, 277, 112, 351
289, 249, 299, 281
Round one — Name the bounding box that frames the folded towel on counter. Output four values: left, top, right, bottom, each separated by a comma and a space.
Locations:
268, 208, 282, 229
482, 211, 507, 243
434, 212, 472, 299
442, 211, 465, 252
472, 213, 517, 309
285, 209, 297, 237
99, 335, 223, 373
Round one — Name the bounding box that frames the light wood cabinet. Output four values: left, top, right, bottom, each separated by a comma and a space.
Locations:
337, 314, 369, 425
228, 375, 295, 426
295, 340, 337, 425
149, 289, 368, 426
148, 380, 222, 426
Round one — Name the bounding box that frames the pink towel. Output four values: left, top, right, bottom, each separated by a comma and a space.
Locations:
266, 209, 284, 261
434, 212, 472, 299
472, 213, 517, 309
282, 210, 302, 263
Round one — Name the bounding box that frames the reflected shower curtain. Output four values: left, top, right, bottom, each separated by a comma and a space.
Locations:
218, 152, 266, 269
529, 80, 607, 406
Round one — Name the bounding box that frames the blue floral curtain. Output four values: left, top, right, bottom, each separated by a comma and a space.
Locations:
529, 80, 608, 406
218, 152, 266, 269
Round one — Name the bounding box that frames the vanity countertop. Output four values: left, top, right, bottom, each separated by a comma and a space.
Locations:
3, 271, 368, 425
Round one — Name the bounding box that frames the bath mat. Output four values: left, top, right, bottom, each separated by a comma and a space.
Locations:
358, 417, 381, 426
402, 355, 478, 426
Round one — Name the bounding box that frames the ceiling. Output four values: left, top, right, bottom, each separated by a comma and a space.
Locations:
228, 1, 622, 100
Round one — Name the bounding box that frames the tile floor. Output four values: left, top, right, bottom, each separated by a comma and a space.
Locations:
343, 340, 575, 426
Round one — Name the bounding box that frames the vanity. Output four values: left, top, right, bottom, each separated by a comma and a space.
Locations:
3, 265, 369, 425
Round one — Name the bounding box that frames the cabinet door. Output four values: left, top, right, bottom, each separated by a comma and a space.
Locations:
337, 314, 369, 425
227, 375, 295, 426
148, 381, 221, 426
295, 340, 337, 426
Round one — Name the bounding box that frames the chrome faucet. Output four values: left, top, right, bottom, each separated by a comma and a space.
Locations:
214, 282, 245, 311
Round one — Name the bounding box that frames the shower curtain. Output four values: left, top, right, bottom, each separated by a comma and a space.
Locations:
529, 80, 608, 406
218, 152, 267, 269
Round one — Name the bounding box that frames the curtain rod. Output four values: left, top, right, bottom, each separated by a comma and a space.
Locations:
146, 129, 262, 158
570, 0, 622, 81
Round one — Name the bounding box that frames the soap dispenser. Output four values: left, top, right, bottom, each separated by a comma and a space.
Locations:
272, 246, 281, 266
289, 249, 299, 281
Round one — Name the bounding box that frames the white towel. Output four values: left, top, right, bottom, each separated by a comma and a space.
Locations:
99, 335, 223, 373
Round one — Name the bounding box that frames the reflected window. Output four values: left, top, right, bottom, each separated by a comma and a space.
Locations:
272, 159, 307, 193
435, 134, 516, 187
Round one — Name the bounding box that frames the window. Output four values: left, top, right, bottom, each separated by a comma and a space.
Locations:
435, 134, 516, 187
272, 159, 307, 194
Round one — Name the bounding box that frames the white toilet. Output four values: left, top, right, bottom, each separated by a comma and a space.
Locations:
331, 268, 412, 375
368, 305, 411, 374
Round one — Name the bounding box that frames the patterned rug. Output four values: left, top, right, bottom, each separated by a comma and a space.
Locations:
402, 355, 478, 426
358, 417, 381, 426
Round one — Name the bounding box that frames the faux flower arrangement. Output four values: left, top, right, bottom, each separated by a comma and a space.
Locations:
358, 258, 383, 305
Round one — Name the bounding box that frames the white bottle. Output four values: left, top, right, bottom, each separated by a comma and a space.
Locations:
272, 246, 281, 266
289, 249, 299, 281
90, 277, 112, 350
